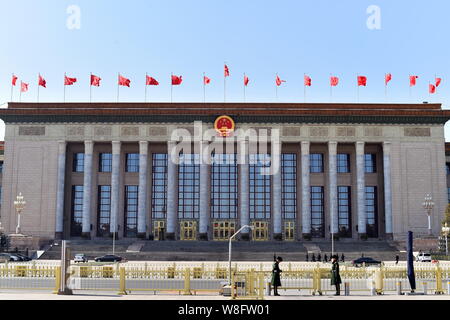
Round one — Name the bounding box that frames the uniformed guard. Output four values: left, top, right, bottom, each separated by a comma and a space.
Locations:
271, 255, 283, 296
330, 255, 342, 296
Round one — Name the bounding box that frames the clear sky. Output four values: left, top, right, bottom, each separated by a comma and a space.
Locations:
1, 0, 450, 140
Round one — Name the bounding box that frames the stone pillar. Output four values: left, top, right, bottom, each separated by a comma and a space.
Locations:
356, 141, 367, 238
328, 141, 338, 237
272, 148, 282, 240
239, 140, 250, 240
110, 141, 121, 238
55, 141, 66, 240
383, 141, 393, 239
82, 140, 94, 239
166, 141, 178, 240
137, 141, 148, 239
199, 141, 211, 240
301, 141, 311, 239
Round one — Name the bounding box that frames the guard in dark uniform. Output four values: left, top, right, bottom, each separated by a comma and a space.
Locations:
331, 255, 342, 295
271, 255, 283, 296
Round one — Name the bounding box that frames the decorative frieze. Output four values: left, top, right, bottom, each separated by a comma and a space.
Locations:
121, 126, 140, 136
364, 127, 382, 137
66, 126, 85, 136
282, 126, 301, 137
18, 126, 45, 136
148, 126, 167, 136
309, 127, 328, 137
404, 127, 431, 137
94, 126, 112, 136
336, 127, 355, 137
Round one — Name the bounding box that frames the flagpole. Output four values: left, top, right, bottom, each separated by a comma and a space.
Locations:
19, 82, 22, 102
409, 74, 412, 101
224, 62, 226, 103
117, 73, 120, 102
145, 73, 148, 102
384, 74, 387, 102
329, 74, 332, 103
203, 72, 206, 103
89, 72, 92, 103
356, 73, 359, 103
171, 73, 173, 103
64, 73, 66, 103
243, 73, 246, 103
37, 73, 40, 103
303, 73, 306, 103
10, 74, 14, 102
275, 73, 278, 102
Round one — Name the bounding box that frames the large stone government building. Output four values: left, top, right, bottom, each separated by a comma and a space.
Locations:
0, 102, 449, 242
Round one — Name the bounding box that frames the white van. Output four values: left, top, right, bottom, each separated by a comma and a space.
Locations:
416, 253, 432, 262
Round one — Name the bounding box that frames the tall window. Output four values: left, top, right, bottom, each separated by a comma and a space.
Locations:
447, 163, 450, 175
337, 154, 350, 173
124, 185, 138, 237
310, 153, 324, 173
364, 154, 377, 173
70, 185, 83, 236
73, 153, 84, 172
97, 185, 111, 237
178, 154, 200, 219
282, 153, 297, 219
99, 153, 112, 172
365, 186, 378, 237
311, 186, 324, 237
125, 153, 139, 172
211, 154, 238, 219
448, 187, 450, 203
152, 153, 167, 219
337, 186, 351, 237
250, 154, 271, 219
0, 161, 3, 173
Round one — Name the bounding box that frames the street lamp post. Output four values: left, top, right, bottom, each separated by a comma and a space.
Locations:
228, 225, 254, 285
13, 193, 26, 235
422, 194, 434, 236
442, 223, 450, 256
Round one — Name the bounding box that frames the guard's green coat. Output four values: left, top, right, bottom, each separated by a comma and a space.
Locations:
331, 261, 342, 285
271, 262, 282, 287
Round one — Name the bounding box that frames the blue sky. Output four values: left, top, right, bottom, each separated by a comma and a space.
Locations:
1, 0, 450, 139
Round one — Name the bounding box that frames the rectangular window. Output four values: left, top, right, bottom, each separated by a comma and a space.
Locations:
448, 187, 450, 203
97, 185, 111, 237
0, 161, 3, 173
310, 153, 324, 173
125, 153, 139, 172
124, 185, 138, 237
447, 163, 450, 175
365, 186, 378, 238
364, 154, 377, 173
99, 153, 112, 172
282, 153, 297, 219
152, 153, 167, 219
178, 154, 200, 219
337, 186, 351, 237
211, 154, 238, 219
250, 154, 271, 219
337, 154, 350, 173
70, 185, 83, 236
72, 153, 84, 172
311, 186, 324, 238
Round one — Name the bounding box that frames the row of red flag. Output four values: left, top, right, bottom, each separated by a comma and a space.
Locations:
11, 66, 443, 94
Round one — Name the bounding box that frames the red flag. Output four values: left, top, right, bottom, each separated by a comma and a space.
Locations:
20, 81, 28, 92
146, 75, 159, 85
330, 76, 339, 87
224, 64, 230, 77
244, 75, 249, 86
171, 75, 183, 85
304, 75, 311, 86
357, 76, 367, 86
409, 75, 418, 87
435, 77, 442, 87
385, 73, 392, 85
118, 74, 131, 87
429, 84, 436, 94
90, 74, 101, 87
38, 74, 46, 88
12, 74, 18, 86
203, 76, 211, 85
275, 75, 286, 86
64, 75, 77, 86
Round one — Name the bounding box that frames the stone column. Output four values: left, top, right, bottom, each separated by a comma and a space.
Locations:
356, 141, 367, 238
199, 141, 211, 240
272, 147, 282, 240
239, 140, 250, 240
383, 141, 393, 239
110, 141, 121, 238
165, 141, 178, 240
328, 141, 338, 237
137, 141, 148, 239
55, 141, 66, 239
82, 140, 94, 239
301, 141, 311, 238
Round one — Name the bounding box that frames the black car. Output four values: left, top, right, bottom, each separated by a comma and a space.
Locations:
12, 253, 32, 261
94, 254, 123, 262
351, 257, 381, 267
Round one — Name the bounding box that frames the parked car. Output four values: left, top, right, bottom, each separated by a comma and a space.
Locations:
74, 253, 88, 263
351, 257, 381, 267
12, 253, 32, 261
94, 254, 123, 262
416, 252, 432, 262
0, 253, 21, 262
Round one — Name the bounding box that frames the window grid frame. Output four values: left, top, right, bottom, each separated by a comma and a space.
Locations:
70, 185, 83, 236
151, 153, 168, 219
281, 153, 297, 220
311, 186, 325, 238
97, 185, 111, 236
337, 186, 352, 237
249, 154, 271, 220
125, 153, 140, 173
337, 153, 350, 173
124, 185, 139, 237
178, 154, 200, 219
211, 154, 238, 219
99, 153, 112, 173
310, 153, 324, 173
